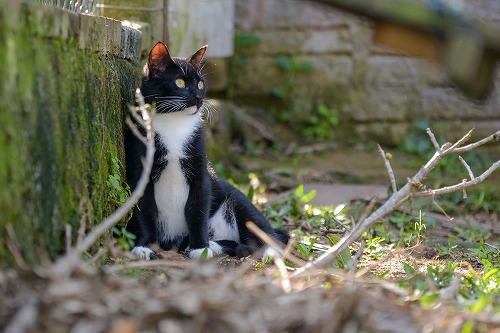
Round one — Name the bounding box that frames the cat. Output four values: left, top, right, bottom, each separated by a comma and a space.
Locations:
125, 42, 289, 260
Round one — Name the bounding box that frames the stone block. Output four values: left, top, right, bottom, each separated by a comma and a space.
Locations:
418, 87, 500, 120
97, 0, 164, 47
345, 88, 414, 122
233, 55, 353, 99
353, 122, 410, 146
120, 23, 142, 61
235, 0, 358, 31
25, 3, 79, 41
238, 29, 353, 56
361, 56, 422, 88
79, 14, 123, 56
122, 20, 151, 53
233, 56, 284, 95
300, 29, 353, 54
298, 55, 354, 90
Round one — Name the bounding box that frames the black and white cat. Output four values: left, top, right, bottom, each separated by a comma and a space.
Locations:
125, 42, 289, 260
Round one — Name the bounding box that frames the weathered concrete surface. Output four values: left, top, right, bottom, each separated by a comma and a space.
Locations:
303, 183, 388, 206
0, 2, 141, 266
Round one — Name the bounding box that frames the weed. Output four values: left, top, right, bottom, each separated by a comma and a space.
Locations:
270, 55, 314, 123
435, 241, 459, 258
296, 237, 318, 258
107, 156, 131, 206
112, 226, 136, 252
263, 184, 316, 227
302, 103, 339, 142
468, 239, 499, 264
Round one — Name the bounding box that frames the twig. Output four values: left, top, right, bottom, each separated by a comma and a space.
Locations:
246, 221, 306, 267
445, 128, 474, 152
411, 160, 499, 198
53, 88, 155, 277
454, 130, 499, 153
348, 241, 365, 275
377, 145, 397, 193
106, 260, 190, 274
274, 256, 292, 293
65, 224, 72, 254
431, 196, 453, 222
426, 128, 441, 153
459, 156, 474, 180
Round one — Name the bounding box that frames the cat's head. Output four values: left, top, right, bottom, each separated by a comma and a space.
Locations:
142, 42, 207, 114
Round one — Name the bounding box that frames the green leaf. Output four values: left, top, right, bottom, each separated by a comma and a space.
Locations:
199, 248, 209, 260
235, 33, 261, 47
295, 184, 304, 198
403, 262, 415, 276
271, 86, 286, 99
247, 185, 255, 201
275, 55, 292, 71
300, 189, 316, 203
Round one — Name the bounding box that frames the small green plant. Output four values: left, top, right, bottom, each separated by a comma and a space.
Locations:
263, 184, 316, 227
107, 156, 131, 206
468, 239, 499, 264
270, 55, 315, 123
388, 210, 435, 247
435, 241, 459, 258
362, 234, 391, 259
460, 259, 499, 313
227, 33, 261, 99
296, 237, 318, 258
302, 103, 339, 142
112, 226, 136, 252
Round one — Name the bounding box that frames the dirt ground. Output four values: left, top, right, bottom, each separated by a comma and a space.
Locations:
1, 149, 498, 333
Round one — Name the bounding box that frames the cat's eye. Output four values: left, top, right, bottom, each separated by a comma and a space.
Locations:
175, 78, 185, 88
197, 81, 204, 90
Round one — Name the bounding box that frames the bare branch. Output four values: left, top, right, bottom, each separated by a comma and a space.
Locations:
348, 241, 365, 275
53, 88, 155, 277
411, 160, 499, 198
444, 128, 474, 152
377, 144, 397, 193
126, 117, 147, 145
292, 128, 499, 276
274, 256, 292, 293
454, 130, 500, 153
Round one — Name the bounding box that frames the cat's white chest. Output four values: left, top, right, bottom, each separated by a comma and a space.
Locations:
153, 108, 201, 242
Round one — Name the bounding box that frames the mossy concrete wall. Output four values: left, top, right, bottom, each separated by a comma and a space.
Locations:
0, 1, 142, 266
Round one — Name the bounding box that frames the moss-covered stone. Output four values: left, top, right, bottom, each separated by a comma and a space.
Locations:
0, 2, 140, 266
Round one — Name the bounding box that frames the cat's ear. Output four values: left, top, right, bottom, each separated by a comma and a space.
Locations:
187, 45, 207, 70
147, 42, 173, 77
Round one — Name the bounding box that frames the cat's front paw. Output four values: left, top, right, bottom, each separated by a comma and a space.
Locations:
261, 246, 281, 263
131, 246, 158, 260
189, 247, 214, 260
208, 241, 224, 255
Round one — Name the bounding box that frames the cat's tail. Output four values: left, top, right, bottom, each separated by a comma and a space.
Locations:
272, 228, 290, 245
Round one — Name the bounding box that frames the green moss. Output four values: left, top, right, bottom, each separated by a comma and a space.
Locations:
0, 3, 139, 266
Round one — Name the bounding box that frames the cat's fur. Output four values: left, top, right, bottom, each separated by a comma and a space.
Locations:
125, 42, 289, 260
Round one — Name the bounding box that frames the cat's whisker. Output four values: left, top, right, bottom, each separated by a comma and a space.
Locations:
201, 99, 218, 124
